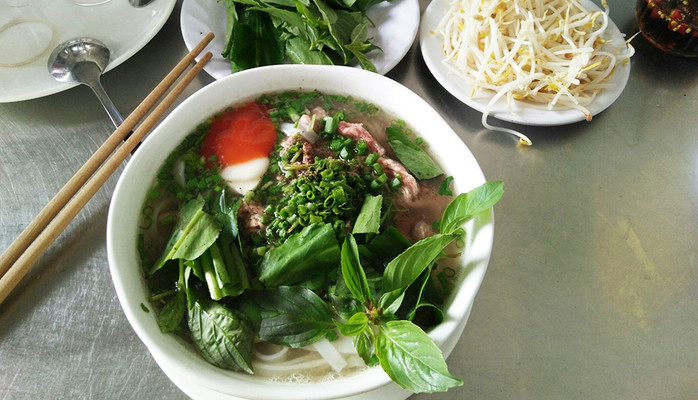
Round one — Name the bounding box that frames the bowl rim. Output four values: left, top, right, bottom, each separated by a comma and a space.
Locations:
107, 64, 494, 400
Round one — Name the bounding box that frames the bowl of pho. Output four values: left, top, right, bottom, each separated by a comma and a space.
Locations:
107, 64, 501, 400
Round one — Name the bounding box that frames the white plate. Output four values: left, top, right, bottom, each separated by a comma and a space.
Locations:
180, 0, 419, 78
0, 0, 175, 103
419, 0, 632, 126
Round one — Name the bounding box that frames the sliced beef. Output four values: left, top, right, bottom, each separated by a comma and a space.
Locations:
297, 107, 328, 138
378, 157, 419, 204
238, 200, 267, 235
280, 134, 313, 164
337, 121, 386, 156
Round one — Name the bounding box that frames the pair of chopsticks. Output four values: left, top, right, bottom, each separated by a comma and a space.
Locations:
0, 33, 215, 306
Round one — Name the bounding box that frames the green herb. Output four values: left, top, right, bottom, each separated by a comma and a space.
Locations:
440, 180, 504, 235
157, 290, 186, 333
382, 234, 453, 293
150, 198, 221, 276
385, 122, 444, 180
222, 0, 385, 72
222, 5, 285, 72
246, 286, 335, 348
199, 240, 249, 300
376, 320, 463, 393
352, 195, 382, 234
340, 235, 373, 304
188, 298, 255, 373
438, 176, 454, 196
258, 223, 341, 287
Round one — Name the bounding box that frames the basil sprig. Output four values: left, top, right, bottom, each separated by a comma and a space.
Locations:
334, 180, 503, 393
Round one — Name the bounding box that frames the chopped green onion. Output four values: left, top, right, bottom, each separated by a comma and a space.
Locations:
355, 140, 369, 155
365, 153, 379, 165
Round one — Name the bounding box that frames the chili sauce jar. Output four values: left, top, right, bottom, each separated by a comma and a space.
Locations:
636, 0, 698, 57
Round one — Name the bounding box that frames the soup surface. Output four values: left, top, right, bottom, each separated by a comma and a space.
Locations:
137, 91, 499, 393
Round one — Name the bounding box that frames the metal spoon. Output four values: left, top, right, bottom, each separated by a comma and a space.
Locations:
48, 37, 124, 128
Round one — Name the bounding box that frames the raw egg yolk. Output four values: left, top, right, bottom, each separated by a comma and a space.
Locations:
200, 102, 277, 166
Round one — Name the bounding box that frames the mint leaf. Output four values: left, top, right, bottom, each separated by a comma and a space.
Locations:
440, 181, 503, 235
376, 320, 463, 393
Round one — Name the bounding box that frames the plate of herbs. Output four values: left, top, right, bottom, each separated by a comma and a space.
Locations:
180, 0, 420, 78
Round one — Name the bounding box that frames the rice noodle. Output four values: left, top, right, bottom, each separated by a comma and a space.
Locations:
251, 336, 366, 380
311, 338, 348, 373
435, 0, 634, 145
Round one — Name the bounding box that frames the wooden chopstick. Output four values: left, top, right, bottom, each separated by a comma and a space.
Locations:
0, 32, 213, 279
0, 41, 214, 306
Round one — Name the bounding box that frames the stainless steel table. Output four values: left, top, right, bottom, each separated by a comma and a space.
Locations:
1, 0, 697, 399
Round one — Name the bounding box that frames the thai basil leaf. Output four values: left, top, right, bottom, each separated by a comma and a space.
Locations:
227, 8, 285, 72
249, 286, 335, 348
326, 0, 384, 11
222, 0, 238, 58
157, 258, 190, 333
396, 265, 432, 321
328, 279, 364, 321
253, 5, 314, 43
150, 198, 221, 275
188, 299, 255, 373
409, 302, 445, 328
352, 195, 382, 234
382, 234, 454, 293
259, 223, 340, 287
386, 124, 443, 180
376, 320, 463, 393
213, 190, 241, 239
440, 181, 503, 236
438, 176, 454, 196
360, 226, 411, 264
343, 22, 378, 72
340, 235, 372, 304
378, 287, 405, 316
337, 311, 368, 337
285, 36, 334, 65
313, 0, 349, 62
354, 326, 376, 365
157, 289, 186, 334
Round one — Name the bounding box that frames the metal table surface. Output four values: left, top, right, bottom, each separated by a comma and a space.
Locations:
1, 0, 697, 399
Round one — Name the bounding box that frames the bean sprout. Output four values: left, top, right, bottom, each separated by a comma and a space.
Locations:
435, 0, 634, 145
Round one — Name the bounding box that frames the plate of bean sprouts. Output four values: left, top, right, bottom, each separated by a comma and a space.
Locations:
420, 0, 634, 144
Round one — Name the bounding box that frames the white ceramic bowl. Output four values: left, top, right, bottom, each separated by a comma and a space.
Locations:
107, 65, 495, 400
